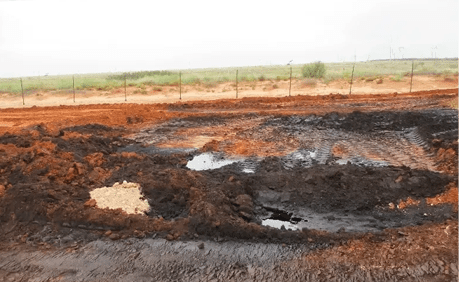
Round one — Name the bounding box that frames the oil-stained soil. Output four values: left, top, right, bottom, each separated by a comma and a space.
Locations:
0, 88, 457, 281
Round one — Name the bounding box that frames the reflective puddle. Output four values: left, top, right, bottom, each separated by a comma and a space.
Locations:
186, 153, 243, 171
261, 206, 385, 233
262, 219, 299, 230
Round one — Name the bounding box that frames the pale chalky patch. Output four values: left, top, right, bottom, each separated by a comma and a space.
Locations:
89, 181, 150, 215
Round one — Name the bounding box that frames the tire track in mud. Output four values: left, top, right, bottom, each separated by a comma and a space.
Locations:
0, 229, 457, 282
299, 127, 438, 171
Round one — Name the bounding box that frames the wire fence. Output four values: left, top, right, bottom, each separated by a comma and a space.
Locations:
0, 59, 457, 106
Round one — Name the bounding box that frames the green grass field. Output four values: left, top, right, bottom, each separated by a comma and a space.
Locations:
0, 59, 457, 94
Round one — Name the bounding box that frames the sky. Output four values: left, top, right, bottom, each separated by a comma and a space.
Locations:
0, 0, 457, 78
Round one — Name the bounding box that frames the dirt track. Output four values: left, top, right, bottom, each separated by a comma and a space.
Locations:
0, 88, 458, 281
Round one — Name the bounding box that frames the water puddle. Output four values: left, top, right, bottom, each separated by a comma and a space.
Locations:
262, 219, 299, 230
186, 153, 243, 171
261, 206, 385, 233
186, 153, 259, 173
334, 156, 389, 167
283, 149, 390, 169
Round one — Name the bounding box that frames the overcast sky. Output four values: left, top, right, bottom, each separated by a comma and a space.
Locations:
0, 0, 457, 78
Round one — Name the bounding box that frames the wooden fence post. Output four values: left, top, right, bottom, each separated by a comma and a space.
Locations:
124, 75, 127, 101
73, 75, 75, 103
410, 61, 414, 93
236, 70, 238, 98
20, 78, 24, 105
349, 63, 355, 95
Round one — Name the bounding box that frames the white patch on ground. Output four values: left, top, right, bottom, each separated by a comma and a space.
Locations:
262, 219, 299, 230
186, 153, 243, 171
89, 181, 150, 215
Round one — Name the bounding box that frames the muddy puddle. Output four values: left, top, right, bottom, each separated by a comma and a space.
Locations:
186, 153, 243, 171
260, 206, 383, 233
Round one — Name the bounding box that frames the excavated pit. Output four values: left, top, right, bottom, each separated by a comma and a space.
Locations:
0, 108, 457, 244
119, 109, 457, 235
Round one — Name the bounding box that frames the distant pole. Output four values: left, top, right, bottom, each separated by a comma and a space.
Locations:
236, 70, 238, 99
179, 72, 182, 100
349, 63, 355, 95
124, 75, 127, 101
20, 78, 24, 105
289, 65, 292, 96
73, 75, 75, 103
410, 60, 414, 93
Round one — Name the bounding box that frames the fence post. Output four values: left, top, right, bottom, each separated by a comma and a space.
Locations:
289, 65, 292, 96
410, 60, 414, 93
73, 75, 75, 103
349, 63, 355, 95
179, 72, 182, 100
20, 78, 24, 105
124, 75, 127, 102
236, 70, 238, 98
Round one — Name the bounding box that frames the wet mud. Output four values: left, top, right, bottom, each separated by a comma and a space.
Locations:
0, 91, 457, 281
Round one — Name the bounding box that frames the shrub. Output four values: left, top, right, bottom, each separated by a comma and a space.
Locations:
302, 61, 326, 78
258, 75, 266, 81
273, 84, 279, 89
302, 78, 317, 88
153, 86, 162, 91
376, 78, 383, 84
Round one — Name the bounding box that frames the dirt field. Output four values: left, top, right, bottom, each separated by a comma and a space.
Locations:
0, 84, 457, 281
0, 75, 457, 109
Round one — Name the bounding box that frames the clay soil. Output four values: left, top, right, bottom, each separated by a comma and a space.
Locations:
0, 86, 458, 281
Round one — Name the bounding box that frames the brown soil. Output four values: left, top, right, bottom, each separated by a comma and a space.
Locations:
0, 86, 457, 281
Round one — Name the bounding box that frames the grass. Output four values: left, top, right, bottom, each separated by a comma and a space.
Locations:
0, 59, 457, 94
